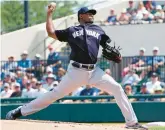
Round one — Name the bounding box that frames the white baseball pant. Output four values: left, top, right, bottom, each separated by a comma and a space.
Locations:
21, 60, 138, 126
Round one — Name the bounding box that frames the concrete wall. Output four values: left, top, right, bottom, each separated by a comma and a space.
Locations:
101, 23, 165, 56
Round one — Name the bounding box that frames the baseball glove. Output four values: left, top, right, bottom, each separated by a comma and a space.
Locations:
100, 34, 122, 63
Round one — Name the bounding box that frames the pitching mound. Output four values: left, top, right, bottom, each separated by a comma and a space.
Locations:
1, 120, 132, 130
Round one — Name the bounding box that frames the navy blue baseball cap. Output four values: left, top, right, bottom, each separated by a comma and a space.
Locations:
78, 7, 97, 17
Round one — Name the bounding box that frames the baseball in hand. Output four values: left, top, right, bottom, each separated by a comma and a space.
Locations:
48, 2, 56, 12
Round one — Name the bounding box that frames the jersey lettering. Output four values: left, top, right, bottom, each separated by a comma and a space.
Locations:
72, 29, 100, 39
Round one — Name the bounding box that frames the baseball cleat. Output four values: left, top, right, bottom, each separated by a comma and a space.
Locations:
6, 106, 22, 120
125, 123, 148, 130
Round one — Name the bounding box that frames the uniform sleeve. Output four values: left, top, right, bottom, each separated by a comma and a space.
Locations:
55, 28, 69, 42
100, 34, 111, 47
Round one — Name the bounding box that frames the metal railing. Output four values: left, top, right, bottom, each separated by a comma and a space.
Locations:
1, 56, 165, 81
1, 94, 165, 104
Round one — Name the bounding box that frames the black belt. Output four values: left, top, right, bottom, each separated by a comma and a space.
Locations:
72, 62, 95, 70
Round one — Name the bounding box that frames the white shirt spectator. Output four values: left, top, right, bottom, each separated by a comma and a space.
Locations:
0, 90, 12, 98
34, 88, 48, 97
21, 88, 36, 98
146, 81, 162, 94
43, 83, 54, 91
154, 11, 165, 19
122, 70, 140, 86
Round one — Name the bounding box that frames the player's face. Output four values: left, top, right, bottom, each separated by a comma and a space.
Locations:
81, 12, 94, 23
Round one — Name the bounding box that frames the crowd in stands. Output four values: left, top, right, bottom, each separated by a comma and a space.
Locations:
103, 1, 165, 25
0, 44, 165, 102
1, 1, 165, 102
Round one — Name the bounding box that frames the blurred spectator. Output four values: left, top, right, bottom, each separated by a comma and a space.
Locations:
10, 83, 22, 97
127, 1, 135, 15
1, 55, 17, 73
15, 71, 23, 84
20, 76, 28, 90
124, 84, 136, 102
124, 84, 133, 96
43, 74, 56, 91
42, 66, 53, 83
105, 69, 111, 76
31, 78, 37, 89
47, 45, 62, 74
17, 50, 32, 72
32, 54, 44, 80
80, 85, 99, 96
34, 81, 47, 97
154, 5, 165, 23
153, 85, 164, 101
146, 72, 162, 94
143, 1, 156, 11
0, 83, 12, 98
56, 67, 66, 82
147, 47, 165, 77
122, 69, 140, 86
21, 81, 36, 98
105, 9, 117, 25
136, 83, 151, 101
117, 8, 129, 25
142, 10, 154, 23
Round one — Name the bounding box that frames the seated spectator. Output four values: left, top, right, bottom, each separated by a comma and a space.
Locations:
80, 85, 99, 96
105, 9, 117, 25
56, 67, 66, 82
31, 78, 37, 89
136, 83, 151, 102
146, 47, 165, 77
42, 66, 53, 83
15, 71, 23, 84
0, 83, 12, 98
117, 8, 129, 25
1, 55, 17, 73
10, 83, 22, 97
154, 5, 165, 23
146, 72, 162, 94
32, 54, 44, 80
124, 84, 133, 96
124, 84, 135, 102
47, 45, 62, 74
142, 10, 154, 23
122, 69, 140, 86
153, 85, 164, 101
17, 50, 32, 72
20, 76, 28, 90
122, 47, 146, 77
127, 1, 135, 15
143, 0, 156, 11
21, 81, 36, 98
43, 74, 56, 91
34, 81, 48, 97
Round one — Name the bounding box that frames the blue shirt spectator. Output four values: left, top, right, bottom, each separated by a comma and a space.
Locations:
106, 9, 117, 23
147, 56, 165, 65
80, 85, 99, 96
1, 56, 17, 72
17, 51, 32, 70
47, 46, 60, 65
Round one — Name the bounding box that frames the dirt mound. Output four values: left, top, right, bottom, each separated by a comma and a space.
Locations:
1, 120, 133, 130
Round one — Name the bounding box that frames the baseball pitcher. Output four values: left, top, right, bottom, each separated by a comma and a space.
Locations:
6, 3, 147, 129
